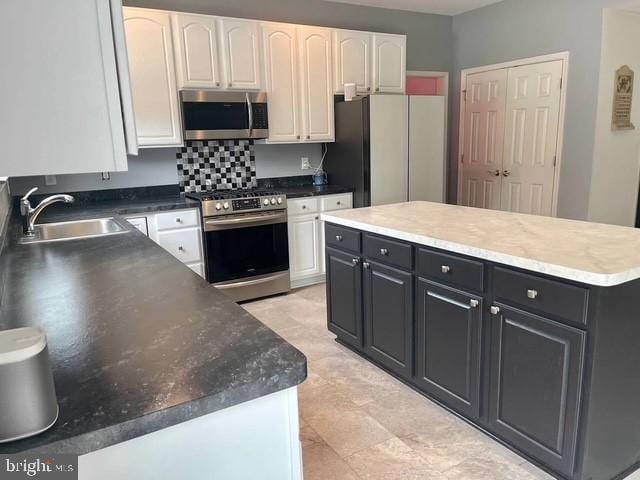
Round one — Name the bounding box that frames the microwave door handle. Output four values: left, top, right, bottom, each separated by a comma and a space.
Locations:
246, 93, 253, 137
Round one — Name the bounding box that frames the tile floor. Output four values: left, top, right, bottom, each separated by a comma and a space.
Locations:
243, 284, 639, 480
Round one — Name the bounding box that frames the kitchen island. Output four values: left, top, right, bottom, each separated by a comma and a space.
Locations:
0, 196, 307, 480
322, 201, 640, 480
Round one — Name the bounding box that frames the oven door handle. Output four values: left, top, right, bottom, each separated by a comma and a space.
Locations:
246, 92, 253, 137
204, 211, 287, 231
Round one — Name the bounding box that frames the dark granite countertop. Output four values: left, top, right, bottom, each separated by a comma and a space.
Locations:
0, 189, 307, 455
257, 176, 354, 199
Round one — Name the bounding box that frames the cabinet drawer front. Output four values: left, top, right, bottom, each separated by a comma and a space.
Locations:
156, 228, 202, 264
155, 209, 200, 231
320, 193, 353, 212
288, 197, 319, 215
363, 234, 412, 270
417, 249, 484, 292
325, 223, 361, 252
493, 267, 588, 325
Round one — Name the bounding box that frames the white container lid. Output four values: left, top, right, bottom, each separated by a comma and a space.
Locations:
0, 327, 47, 365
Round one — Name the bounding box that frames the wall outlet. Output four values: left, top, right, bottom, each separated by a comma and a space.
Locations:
301, 157, 311, 170
44, 175, 57, 186
101, 172, 111, 181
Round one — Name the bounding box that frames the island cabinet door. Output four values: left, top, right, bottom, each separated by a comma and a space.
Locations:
326, 248, 363, 348
363, 261, 413, 378
487, 304, 586, 478
413, 279, 482, 419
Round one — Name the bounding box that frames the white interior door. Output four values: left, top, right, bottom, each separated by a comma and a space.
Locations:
500, 60, 563, 215
262, 23, 300, 143
460, 69, 508, 209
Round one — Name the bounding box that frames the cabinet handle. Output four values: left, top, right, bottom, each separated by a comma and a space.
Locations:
352, 258, 361, 266
297, 135, 301, 140
367, 87, 371, 92
228, 82, 232, 87
469, 299, 479, 308
302, 205, 307, 209
363, 262, 370, 269
337, 201, 341, 206
380, 248, 389, 256
527, 289, 539, 299
216, 81, 220, 87
175, 218, 182, 223
178, 245, 185, 252
315, 216, 319, 220
375, 87, 380, 92
441, 265, 451, 274
490, 306, 500, 315
306, 135, 311, 140
335, 235, 343, 242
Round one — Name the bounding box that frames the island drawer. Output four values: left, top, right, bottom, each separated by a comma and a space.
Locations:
493, 267, 588, 325
363, 234, 413, 270
325, 224, 361, 252
417, 249, 484, 292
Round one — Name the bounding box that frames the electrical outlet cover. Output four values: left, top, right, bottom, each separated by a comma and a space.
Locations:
301, 157, 311, 170
44, 175, 57, 186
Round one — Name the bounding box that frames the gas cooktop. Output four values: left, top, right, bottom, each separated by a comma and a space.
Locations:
185, 189, 287, 216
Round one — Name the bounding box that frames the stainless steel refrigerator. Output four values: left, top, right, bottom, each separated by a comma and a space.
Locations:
324, 94, 446, 208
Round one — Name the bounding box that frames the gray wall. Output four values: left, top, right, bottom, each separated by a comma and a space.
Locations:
124, 0, 452, 71
451, 0, 634, 220
9, 143, 322, 196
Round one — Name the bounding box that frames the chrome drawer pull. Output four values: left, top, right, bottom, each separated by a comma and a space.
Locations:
490, 306, 500, 315
352, 258, 360, 266
363, 262, 370, 269
335, 235, 343, 242
527, 289, 538, 299
469, 299, 479, 308
380, 248, 389, 256
441, 265, 451, 274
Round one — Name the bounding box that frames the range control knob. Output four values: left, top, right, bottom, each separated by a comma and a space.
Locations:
277, 197, 283, 204
263, 198, 270, 206
223, 202, 230, 210
215, 202, 222, 211
271, 198, 277, 205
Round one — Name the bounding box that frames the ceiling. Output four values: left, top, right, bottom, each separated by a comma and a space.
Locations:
323, 0, 505, 16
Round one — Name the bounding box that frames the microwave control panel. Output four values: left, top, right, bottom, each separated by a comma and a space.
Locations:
252, 104, 269, 129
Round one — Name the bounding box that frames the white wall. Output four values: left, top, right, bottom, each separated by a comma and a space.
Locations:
587, 9, 640, 226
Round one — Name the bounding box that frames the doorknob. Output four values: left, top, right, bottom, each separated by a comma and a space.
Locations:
502, 170, 512, 177
488, 170, 500, 177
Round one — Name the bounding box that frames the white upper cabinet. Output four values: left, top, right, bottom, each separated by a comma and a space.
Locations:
333, 30, 372, 93
373, 33, 406, 93
1, 0, 132, 176
219, 18, 262, 90
262, 23, 301, 142
124, 8, 182, 147
299, 26, 334, 142
172, 13, 221, 89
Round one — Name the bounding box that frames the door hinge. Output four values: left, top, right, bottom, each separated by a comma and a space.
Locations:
553, 155, 557, 166
463, 89, 467, 102
461, 154, 464, 164
560, 77, 563, 89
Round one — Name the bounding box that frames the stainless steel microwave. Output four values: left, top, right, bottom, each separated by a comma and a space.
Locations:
180, 90, 269, 140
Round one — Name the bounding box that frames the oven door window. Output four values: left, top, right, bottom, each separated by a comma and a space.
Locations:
183, 102, 249, 131
205, 222, 289, 283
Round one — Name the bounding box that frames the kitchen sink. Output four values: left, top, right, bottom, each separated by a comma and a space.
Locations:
19, 217, 129, 244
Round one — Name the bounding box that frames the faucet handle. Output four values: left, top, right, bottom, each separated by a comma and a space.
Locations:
21, 187, 38, 202
20, 187, 38, 216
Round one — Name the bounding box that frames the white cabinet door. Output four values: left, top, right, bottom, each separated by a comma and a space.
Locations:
262, 23, 300, 143
333, 30, 372, 93
172, 13, 221, 89
299, 27, 334, 142
124, 8, 182, 147
288, 213, 322, 280
219, 18, 261, 90
372, 33, 406, 93
125, 216, 149, 236
1, 0, 129, 176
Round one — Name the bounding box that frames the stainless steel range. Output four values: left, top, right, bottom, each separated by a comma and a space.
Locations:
186, 189, 290, 301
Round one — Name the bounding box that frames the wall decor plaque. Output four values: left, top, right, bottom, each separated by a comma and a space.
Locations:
612, 65, 635, 130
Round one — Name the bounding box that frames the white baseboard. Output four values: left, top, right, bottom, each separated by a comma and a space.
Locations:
291, 273, 326, 289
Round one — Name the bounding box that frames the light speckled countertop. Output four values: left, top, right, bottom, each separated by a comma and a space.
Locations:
322, 201, 640, 286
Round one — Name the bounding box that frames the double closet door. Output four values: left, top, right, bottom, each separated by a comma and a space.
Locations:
460, 60, 564, 216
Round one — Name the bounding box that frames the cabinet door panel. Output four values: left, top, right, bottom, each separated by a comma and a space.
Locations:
288, 214, 321, 280
488, 304, 585, 477
172, 13, 221, 89
333, 30, 371, 93
373, 34, 406, 93
124, 8, 182, 147
326, 248, 363, 348
364, 261, 413, 377
263, 23, 300, 142
414, 279, 481, 418
220, 19, 261, 90
299, 27, 334, 141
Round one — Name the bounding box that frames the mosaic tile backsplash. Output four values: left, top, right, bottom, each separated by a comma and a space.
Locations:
176, 140, 257, 193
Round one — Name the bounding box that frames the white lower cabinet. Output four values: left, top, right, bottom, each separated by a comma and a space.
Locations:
125, 208, 205, 279
288, 193, 352, 287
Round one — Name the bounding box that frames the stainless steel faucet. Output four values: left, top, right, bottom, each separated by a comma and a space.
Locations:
20, 187, 75, 236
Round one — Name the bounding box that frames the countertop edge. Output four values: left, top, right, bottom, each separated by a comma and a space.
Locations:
321, 214, 634, 287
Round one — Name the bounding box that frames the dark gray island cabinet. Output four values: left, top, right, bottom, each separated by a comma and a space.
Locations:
322, 202, 640, 480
